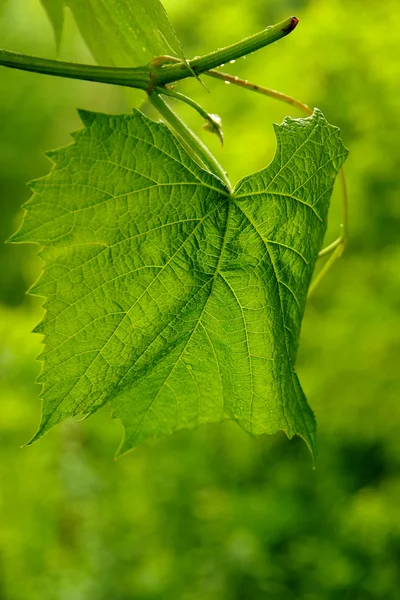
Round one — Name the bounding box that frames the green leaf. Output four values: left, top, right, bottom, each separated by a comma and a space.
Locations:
40, 0, 64, 50
11, 108, 347, 457
40, 0, 183, 66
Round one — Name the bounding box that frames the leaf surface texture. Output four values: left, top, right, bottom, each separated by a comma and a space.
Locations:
41, 0, 183, 66
12, 108, 347, 456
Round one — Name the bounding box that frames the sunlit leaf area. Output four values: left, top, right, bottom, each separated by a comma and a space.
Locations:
0, 0, 399, 598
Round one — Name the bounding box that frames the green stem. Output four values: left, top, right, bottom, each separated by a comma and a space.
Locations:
0, 49, 150, 89
154, 17, 298, 87
149, 92, 231, 191
0, 17, 298, 91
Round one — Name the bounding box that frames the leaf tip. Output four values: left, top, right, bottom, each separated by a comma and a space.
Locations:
24, 429, 44, 448
44, 149, 58, 164
7, 223, 30, 245
40, 0, 64, 53
302, 432, 317, 466
77, 109, 97, 127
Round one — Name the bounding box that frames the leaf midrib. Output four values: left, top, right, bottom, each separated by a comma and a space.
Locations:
39, 197, 229, 429
117, 197, 233, 443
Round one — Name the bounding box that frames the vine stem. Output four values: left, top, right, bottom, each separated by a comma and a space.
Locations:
0, 17, 298, 91
149, 92, 232, 191
155, 18, 298, 87
0, 49, 151, 89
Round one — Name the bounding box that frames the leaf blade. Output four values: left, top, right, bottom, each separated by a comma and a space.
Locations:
41, 0, 184, 66
13, 108, 348, 457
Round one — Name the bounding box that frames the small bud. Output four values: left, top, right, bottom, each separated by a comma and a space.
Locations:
203, 113, 224, 146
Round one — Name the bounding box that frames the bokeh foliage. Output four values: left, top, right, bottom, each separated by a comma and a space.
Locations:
0, 0, 399, 598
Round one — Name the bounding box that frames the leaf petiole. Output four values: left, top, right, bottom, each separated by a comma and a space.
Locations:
148, 91, 231, 191
155, 85, 224, 145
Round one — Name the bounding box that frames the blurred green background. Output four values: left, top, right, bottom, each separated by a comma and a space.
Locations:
1, 0, 399, 598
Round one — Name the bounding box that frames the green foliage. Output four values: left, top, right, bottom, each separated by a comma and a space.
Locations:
40, 0, 183, 65
11, 108, 346, 455
1, 0, 400, 598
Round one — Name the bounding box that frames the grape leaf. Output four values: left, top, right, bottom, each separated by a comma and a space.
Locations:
40, 0, 183, 66
11, 108, 347, 457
